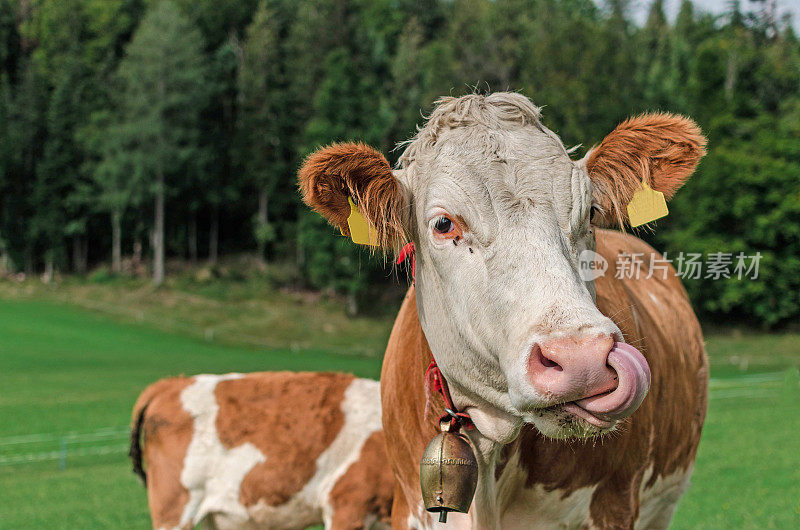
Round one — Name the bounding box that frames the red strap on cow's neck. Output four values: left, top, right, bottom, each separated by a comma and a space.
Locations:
399, 242, 473, 431
397, 242, 416, 282
425, 357, 474, 432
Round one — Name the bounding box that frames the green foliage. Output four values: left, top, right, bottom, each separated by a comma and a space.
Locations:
109, 0, 211, 279
236, 0, 292, 256
644, 8, 800, 328
253, 218, 275, 245
115, 1, 210, 188
659, 102, 800, 327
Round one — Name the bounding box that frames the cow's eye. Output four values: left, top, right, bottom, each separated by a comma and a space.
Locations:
433, 216, 453, 234
430, 214, 463, 241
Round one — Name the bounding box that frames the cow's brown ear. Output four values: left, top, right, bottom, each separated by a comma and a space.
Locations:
584, 113, 707, 227
298, 142, 406, 249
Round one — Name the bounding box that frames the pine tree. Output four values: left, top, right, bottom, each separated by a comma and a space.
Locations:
238, 0, 286, 266
79, 107, 140, 274
32, 55, 89, 279
0, 0, 18, 271
639, 0, 674, 108
115, 0, 211, 284
7, 57, 48, 275
388, 16, 426, 143
665, 0, 699, 113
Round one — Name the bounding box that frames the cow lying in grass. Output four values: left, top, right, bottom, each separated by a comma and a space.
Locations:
130, 372, 393, 529
299, 92, 709, 528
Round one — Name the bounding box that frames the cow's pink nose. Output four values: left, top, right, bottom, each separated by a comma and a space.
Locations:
528, 336, 651, 422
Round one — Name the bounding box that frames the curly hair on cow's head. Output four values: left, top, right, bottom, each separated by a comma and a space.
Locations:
398, 92, 544, 169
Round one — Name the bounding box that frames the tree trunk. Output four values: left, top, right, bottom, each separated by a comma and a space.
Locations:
208, 205, 219, 266
0, 231, 8, 273
257, 186, 268, 266
82, 237, 88, 274
725, 50, 737, 102
43, 253, 54, 284
188, 212, 198, 263
72, 238, 80, 274
111, 210, 122, 274
73, 236, 87, 275
345, 291, 358, 317
24, 248, 33, 276
296, 234, 304, 270
153, 170, 165, 285
133, 219, 143, 269
132, 238, 142, 273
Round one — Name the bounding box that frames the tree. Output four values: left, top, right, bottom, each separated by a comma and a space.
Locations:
79, 108, 141, 273
237, 0, 285, 266
658, 102, 800, 327
517, 0, 607, 143
114, 0, 210, 284
0, 0, 18, 271
639, 0, 674, 108
14, 0, 144, 276
5, 56, 48, 275
32, 54, 89, 279
74, 0, 145, 273
198, 41, 234, 266
0, 0, 798, 325
387, 17, 427, 143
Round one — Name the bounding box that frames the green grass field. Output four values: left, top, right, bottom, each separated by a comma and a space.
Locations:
0, 287, 798, 528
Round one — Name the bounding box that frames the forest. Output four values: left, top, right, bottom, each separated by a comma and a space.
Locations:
0, 0, 797, 326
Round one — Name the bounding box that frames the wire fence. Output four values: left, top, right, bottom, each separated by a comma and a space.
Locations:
0, 427, 129, 469
708, 370, 795, 400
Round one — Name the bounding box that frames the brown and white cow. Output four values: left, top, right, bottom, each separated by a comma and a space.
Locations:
130, 372, 393, 529
299, 92, 708, 528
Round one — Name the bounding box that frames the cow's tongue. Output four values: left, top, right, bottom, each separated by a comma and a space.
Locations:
575, 342, 651, 422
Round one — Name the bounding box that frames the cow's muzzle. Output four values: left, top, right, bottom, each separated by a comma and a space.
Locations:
527, 336, 651, 425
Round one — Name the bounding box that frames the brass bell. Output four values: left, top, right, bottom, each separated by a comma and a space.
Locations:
419, 421, 478, 523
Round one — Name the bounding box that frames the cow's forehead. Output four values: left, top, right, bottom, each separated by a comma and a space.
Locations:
398, 94, 579, 209
408, 125, 580, 215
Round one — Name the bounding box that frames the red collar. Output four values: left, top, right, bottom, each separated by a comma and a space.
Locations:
398, 243, 473, 432
425, 360, 474, 431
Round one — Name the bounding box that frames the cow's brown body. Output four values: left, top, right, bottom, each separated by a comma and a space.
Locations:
381, 230, 708, 528
130, 371, 393, 530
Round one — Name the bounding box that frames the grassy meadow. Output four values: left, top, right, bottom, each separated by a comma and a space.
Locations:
0, 278, 798, 529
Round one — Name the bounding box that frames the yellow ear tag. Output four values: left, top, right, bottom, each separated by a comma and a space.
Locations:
346, 197, 378, 246
626, 181, 669, 228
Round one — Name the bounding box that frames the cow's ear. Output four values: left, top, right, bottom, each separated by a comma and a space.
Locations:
298, 142, 406, 249
583, 113, 706, 227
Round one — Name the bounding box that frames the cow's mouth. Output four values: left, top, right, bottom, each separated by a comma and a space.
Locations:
526, 401, 617, 437
559, 402, 616, 430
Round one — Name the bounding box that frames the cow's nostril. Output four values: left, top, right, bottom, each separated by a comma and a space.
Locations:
538, 348, 563, 371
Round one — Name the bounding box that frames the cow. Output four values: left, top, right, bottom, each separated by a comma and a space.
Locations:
129, 371, 394, 529
298, 92, 708, 529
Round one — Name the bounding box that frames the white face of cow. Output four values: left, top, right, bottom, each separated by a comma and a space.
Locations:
396, 103, 620, 440
299, 93, 705, 442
